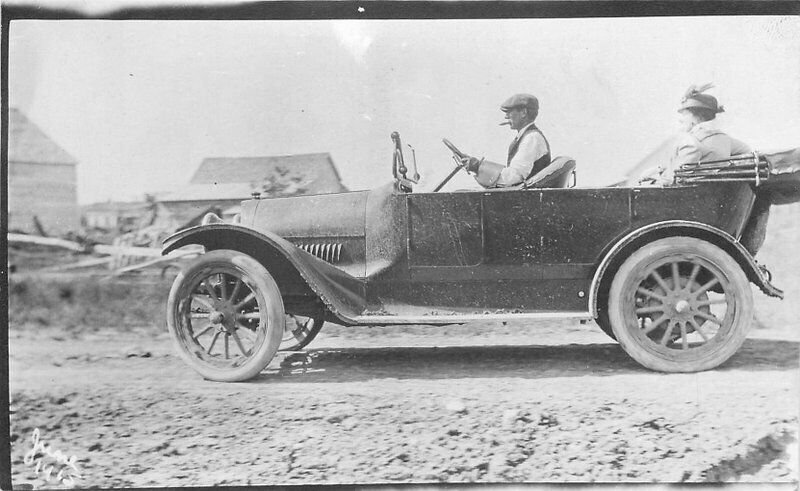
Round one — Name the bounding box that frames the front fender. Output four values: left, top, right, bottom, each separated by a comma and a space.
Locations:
163, 224, 367, 323
589, 220, 784, 317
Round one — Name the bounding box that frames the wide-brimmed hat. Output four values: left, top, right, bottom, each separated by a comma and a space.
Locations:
679, 83, 725, 113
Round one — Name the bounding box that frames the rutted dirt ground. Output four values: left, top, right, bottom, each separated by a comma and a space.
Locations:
9, 319, 799, 488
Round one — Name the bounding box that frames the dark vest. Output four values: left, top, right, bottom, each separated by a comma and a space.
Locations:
507, 124, 551, 179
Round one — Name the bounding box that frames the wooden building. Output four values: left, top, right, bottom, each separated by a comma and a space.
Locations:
156, 153, 348, 231
82, 201, 152, 232
7, 108, 80, 235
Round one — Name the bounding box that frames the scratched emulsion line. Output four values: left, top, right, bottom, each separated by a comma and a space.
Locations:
446, 218, 466, 266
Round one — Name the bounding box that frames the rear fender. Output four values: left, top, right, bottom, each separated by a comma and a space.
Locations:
589, 220, 784, 317
162, 224, 367, 323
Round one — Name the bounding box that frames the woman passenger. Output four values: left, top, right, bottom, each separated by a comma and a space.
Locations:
656, 84, 751, 184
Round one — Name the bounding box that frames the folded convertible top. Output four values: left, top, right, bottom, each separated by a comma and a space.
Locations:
675, 147, 800, 205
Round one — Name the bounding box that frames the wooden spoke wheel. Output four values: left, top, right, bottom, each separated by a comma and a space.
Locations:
280, 315, 324, 351
608, 237, 753, 372
166, 250, 284, 382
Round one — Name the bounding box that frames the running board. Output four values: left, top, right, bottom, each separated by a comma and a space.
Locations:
348, 311, 594, 326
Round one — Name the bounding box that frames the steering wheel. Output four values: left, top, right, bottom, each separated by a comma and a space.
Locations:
442, 138, 466, 160
434, 138, 468, 192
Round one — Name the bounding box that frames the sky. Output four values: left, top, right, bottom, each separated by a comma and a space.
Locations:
8, 15, 800, 204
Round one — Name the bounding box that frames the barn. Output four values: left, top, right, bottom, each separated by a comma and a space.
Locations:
7, 108, 80, 235
156, 153, 348, 231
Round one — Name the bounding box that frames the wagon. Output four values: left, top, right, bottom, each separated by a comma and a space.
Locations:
162, 135, 799, 382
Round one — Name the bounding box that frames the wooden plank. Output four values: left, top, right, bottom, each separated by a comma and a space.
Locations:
113, 250, 201, 275
95, 243, 163, 258
40, 256, 113, 271
94, 244, 204, 258
8, 233, 84, 252
9, 232, 204, 258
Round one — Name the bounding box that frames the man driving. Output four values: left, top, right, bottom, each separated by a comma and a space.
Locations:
460, 93, 551, 188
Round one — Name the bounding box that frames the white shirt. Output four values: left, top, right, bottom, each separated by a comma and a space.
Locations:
496, 122, 549, 187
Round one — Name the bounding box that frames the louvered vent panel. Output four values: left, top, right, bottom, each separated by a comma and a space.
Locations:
295, 242, 343, 263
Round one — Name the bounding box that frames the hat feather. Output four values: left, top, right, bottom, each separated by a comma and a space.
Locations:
683, 82, 715, 100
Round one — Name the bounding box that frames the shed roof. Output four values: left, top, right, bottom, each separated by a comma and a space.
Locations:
9, 108, 77, 165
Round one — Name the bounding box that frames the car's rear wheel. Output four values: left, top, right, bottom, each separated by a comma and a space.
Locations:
280, 315, 324, 351
167, 250, 284, 382
608, 237, 753, 372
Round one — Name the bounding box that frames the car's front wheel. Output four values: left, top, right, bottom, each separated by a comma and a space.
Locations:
594, 297, 617, 341
166, 250, 285, 382
608, 237, 753, 372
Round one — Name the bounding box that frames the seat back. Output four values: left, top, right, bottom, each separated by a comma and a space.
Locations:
524, 156, 577, 189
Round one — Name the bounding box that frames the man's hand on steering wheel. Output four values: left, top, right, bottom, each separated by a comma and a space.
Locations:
460, 155, 484, 174
435, 138, 485, 192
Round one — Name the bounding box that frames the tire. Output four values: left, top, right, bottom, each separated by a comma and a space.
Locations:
595, 295, 617, 341
166, 250, 285, 382
608, 237, 753, 372
280, 315, 324, 351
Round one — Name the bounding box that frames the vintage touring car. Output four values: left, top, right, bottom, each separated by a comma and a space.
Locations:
162, 135, 799, 382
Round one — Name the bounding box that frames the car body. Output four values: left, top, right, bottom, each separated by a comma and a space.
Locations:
162, 137, 796, 382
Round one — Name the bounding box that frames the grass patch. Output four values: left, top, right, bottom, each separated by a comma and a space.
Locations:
9, 275, 173, 334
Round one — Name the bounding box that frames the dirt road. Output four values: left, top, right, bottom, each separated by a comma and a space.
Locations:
9, 320, 798, 488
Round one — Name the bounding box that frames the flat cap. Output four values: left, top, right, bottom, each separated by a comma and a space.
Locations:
500, 93, 539, 112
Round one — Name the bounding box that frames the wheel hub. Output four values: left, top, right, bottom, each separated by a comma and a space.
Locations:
658, 288, 697, 323
674, 299, 690, 314
209, 311, 225, 324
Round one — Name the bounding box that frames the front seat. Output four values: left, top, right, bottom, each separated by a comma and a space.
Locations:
524, 156, 576, 188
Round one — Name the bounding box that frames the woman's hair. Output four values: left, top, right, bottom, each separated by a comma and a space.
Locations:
688, 107, 717, 122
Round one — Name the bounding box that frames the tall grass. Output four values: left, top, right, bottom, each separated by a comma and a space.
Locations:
8, 275, 173, 333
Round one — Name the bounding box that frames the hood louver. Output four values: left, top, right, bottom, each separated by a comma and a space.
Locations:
296, 242, 343, 263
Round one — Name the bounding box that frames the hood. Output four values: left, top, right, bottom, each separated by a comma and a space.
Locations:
247, 190, 370, 239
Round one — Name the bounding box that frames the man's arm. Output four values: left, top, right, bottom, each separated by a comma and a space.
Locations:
496, 132, 548, 187
459, 131, 548, 188
461, 156, 503, 188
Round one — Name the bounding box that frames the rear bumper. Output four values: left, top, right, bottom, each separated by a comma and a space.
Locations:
755, 262, 784, 299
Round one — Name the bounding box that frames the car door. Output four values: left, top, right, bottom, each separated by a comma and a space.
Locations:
402, 187, 631, 312
407, 192, 483, 268
481, 187, 631, 311
397, 191, 485, 310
